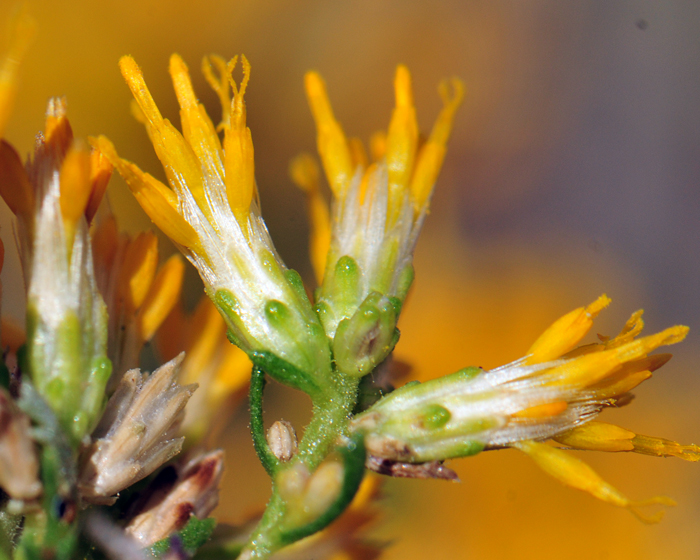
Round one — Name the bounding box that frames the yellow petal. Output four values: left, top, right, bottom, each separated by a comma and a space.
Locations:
289, 153, 331, 285
179, 297, 226, 386
513, 401, 568, 419
202, 54, 232, 131
0, 5, 35, 138
385, 65, 418, 225
553, 421, 636, 452
304, 71, 354, 198
119, 231, 159, 313
59, 140, 92, 234
222, 55, 256, 227
94, 136, 201, 251
514, 439, 675, 523
525, 294, 611, 365
138, 254, 186, 341
546, 325, 687, 388
589, 353, 671, 399
0, 139, 34, 218
409, 77, 464, 212
208, 343, 251, 403
85, 146, 113, 223
169, 54, 224, 182
119, 56, 212, 225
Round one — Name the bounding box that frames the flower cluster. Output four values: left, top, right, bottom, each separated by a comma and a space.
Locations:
0, 6, 696, 560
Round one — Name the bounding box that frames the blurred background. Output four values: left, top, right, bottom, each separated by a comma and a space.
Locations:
2, 1, 700, 558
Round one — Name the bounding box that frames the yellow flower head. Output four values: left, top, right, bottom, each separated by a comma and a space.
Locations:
295, 66, 464, 338
352, 296, 691, 522
100, 55, 331, 379
0, 98, 113, 442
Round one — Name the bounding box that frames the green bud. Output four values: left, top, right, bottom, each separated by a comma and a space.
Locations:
333, 292, 398, 377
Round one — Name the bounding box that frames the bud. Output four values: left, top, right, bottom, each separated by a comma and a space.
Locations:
78, 355, 196, 501
266, 420, 298, 462
0, 389, 41, 500
332, 291, 399, 377
125, 450, 224, 546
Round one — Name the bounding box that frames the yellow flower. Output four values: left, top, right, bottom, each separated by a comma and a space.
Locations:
293, 66, 464, 338
352, 295, 691, 522
98, 54, 331, 381
0, 97, 113, 441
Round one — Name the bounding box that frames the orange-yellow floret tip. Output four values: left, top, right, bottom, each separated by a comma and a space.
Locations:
514, 439, 675, 523
138, 254, 185, 341
0, 139, 34, 219
44, 97, 73, 155
85, 147, 113, 223
304, 71, 354, 197
0, 5, 35, 138
93, 135, 200, 251
119, 231, 159, 314
119, 56, 164, 128
386, 64, 418, 225
289, 153, 331, 284
526, 294, 611, 365
58, 141, 92, 233
409, 76, 465, 212
223, 55, 256, 226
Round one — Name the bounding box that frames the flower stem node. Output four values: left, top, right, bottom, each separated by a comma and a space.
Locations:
333, 291, 400, 377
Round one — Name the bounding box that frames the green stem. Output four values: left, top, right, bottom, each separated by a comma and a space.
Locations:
243, 371, 361, 558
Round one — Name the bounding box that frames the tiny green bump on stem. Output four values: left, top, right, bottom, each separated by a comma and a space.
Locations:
421, 404, 451, 429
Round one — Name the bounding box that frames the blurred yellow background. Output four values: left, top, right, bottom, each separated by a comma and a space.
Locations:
2, 1, 700, 558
